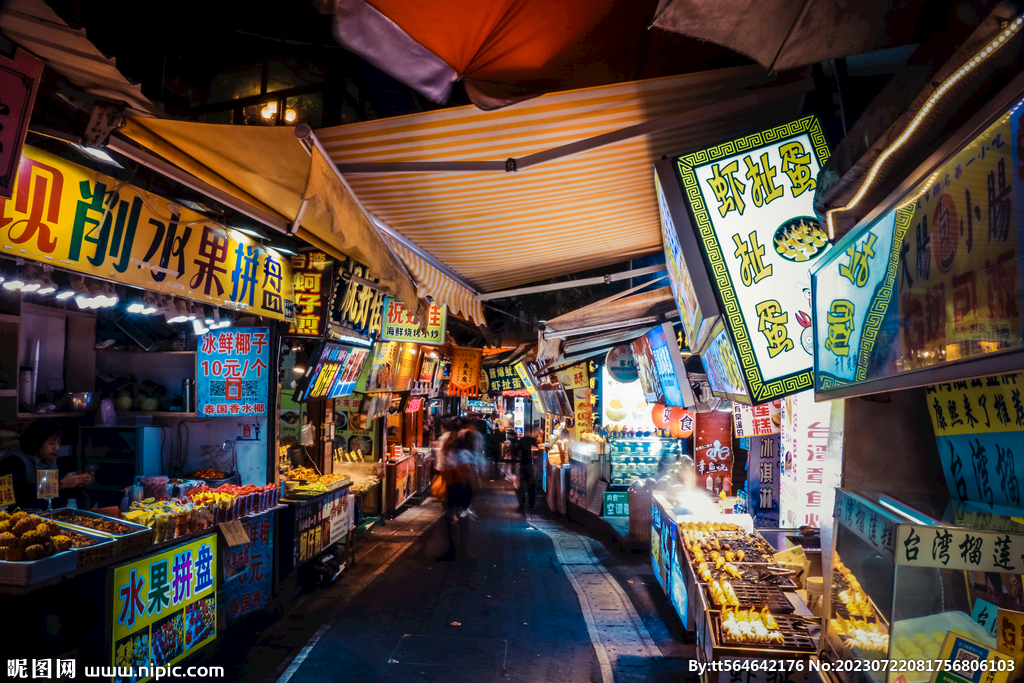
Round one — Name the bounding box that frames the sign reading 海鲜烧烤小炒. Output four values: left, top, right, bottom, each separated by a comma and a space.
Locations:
380, 297, 446, 344
674, 117, 831, 403
1, 146, 295, 320
197, 328, 270, 417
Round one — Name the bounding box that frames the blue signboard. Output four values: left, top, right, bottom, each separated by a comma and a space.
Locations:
197, 327, 270, 416
222, 509, 275, 624
747, 434, 781, 527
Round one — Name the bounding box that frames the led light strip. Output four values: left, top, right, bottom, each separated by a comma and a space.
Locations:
825, 16, 1024, 237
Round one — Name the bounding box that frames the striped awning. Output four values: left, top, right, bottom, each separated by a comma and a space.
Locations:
384, 236, 486, 326
316, 65, 808, 293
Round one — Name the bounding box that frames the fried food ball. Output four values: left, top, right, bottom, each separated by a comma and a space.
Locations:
51, 535, 71, 553
10, 511, 26, 520
12, 517, 40, 535
23, 544, 46, 561
0, 520, 10, 534
35, 523, 51, 536
0, 532, 16, 547
43, 521, 61, 537
0, 511, 9, 522
19, 529, 42, 546
4, 546, 24, 561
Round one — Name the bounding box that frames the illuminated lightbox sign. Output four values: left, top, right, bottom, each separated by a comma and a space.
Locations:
674, 117, 831, 403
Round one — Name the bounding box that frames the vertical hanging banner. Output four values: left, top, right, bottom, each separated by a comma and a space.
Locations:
449, 347, 482, 397
747, 435, 781, 526
391, 342, 420, 393
0, 147, 295, 318
0, 49, 43, 199
197, 328, 270, 416
927, 371, 1024, 508
223, 511, 274, 624
288, 252, 334, 337
674, 117, 831, 403
694, 409, 733, 494
380, 297, 447, 344
779, 389, 831, 528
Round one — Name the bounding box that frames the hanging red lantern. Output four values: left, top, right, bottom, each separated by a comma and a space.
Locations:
670, 408, 695, 439
651, 404, 673, 430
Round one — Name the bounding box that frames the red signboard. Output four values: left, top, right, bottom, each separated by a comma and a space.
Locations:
694, 410, 733, 496
0, 49, 44, 200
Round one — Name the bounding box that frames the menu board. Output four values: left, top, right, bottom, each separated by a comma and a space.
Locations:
297, 342, 370, 402
197, 328, 269, 416
223, 511, 274, 624
656, 169, 708, 351
631, 322, 695, 407
601, 366, 657, 433
812, 95, 1023, 397
674, 117, 831, 403
111, 535, 217, 682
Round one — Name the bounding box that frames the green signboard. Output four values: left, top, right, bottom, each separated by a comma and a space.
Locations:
604, 491, 629, 517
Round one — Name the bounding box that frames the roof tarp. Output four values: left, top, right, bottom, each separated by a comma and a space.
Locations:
316, 67, 806, 292
119, 117, 429, 323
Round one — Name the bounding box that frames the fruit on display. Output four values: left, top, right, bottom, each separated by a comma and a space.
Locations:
721, 606, 784, 645
191, 469, 231, 479
0, 512, 67, 561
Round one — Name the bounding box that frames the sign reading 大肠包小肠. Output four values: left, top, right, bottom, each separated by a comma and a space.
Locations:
1, 146, 295, 320
197, 328, 270, 417
674, 117, 830, 403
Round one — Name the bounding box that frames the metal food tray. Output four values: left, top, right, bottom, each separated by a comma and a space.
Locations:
714, 613, 816, 653
188, 473, 241, 488
45, 509, 154, 555
704, 581, 794, 613
701, 563, 799, 590
0, 549, 76, 587
55, 525, 117, 570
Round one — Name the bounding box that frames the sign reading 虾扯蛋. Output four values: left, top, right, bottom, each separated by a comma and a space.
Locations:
674, 117, 830, 404
197, 328, 270, 417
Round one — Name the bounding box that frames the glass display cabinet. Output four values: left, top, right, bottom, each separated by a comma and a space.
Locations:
826, 490, 1019, 683
608, 436, 683, 487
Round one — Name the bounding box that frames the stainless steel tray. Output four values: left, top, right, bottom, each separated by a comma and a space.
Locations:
45, 509, 154, 554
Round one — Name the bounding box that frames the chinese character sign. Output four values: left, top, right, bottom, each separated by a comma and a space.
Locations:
604, 345, 639, 383
927, 372, 1024, 508
0, 147, 294, 320
484, 364, 526, 394
111, 535, 217, 679
223, 510, 274, 624
333, 264, 384, 335
288, 252, 333, 337
747, 435, 780, 527
449, 347, 482, 397
380, 296, 446, 344
197, 328, 270, 417
779, 389, 831, 529
656, 171, 706, 349
675, 118, 830, 403
693, 409, 733, 494
733, 399, 782, 437
0, 49, 43, 200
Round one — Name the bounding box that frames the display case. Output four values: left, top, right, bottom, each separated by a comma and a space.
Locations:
825, 490, 1019, 682
609, 436, 683, 487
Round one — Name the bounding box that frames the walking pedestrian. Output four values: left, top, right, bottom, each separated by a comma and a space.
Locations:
435, 430, 479, 561
516, 434, 539, 512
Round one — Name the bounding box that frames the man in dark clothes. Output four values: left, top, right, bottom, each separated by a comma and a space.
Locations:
515, 434, 539, 511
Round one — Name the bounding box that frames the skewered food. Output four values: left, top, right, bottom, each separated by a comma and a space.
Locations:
709, 577, 740, 607
722, 607, 785, 645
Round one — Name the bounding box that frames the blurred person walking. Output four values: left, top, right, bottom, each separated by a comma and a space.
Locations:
515, 434, 539, 512
435, 429, 480, 561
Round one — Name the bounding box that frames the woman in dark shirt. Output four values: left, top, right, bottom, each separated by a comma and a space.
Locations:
0, 419, 92, 509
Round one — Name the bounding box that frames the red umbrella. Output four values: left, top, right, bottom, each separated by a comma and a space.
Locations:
316, 0, 746, 109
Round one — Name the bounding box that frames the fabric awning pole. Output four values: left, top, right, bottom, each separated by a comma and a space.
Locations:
334, 77, 814, 175
477, 265, 666, 301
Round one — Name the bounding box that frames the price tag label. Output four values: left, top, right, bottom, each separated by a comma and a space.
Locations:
37, 469, 58, 499
220, 520, 250, 547
0, 474, 14, 507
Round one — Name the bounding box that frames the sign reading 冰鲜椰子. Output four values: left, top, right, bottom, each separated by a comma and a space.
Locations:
380, 297, 446, 344
1, 146, 295, 320
111, 535, 217, 679
674, 117, 830, 403
197, 328, 270, 416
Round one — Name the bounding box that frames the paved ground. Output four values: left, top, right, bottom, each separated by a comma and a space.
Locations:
189, 479, 697, 683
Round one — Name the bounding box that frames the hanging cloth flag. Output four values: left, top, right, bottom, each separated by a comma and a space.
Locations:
448, 347, 482, 397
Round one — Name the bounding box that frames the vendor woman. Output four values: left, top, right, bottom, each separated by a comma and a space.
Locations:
0, 418, 93, 509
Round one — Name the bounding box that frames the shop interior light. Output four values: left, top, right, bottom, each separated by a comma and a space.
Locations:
139, 293, 159, 315
70, 143, 124, 169
166, 298, 190, 324
127, 302, 145, 313
260, 102, 278, 120
97, 284, 119, 308
35, 270, 57, 296
192, 318, 209, 335
3, 276, 25, 290
334, 334, 372, 347
186, 302, 199, 321
284, 109, 297, 123
231, 226, 263, 239
267, 244, 297, 256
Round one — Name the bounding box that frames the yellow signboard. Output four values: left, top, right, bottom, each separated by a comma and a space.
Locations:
1, 147, 294, 320
111, 535, 217, 680
927, 371, 1023, 436
0, 473, 14, 507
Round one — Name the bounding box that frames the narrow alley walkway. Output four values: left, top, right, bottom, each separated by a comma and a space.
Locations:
190, 480, 696, 683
